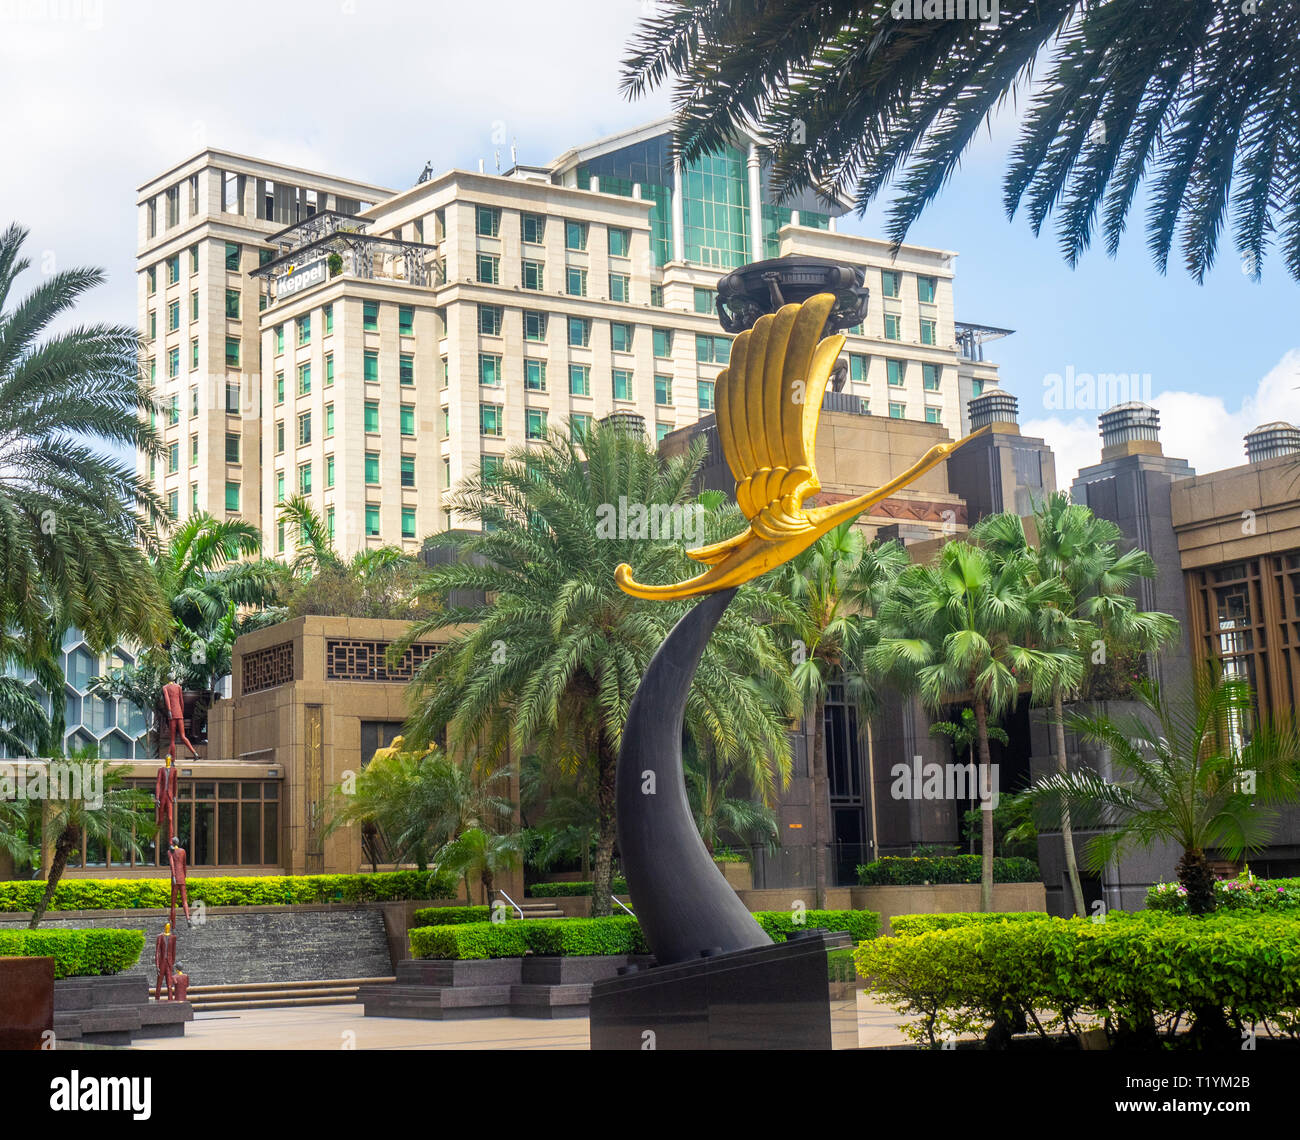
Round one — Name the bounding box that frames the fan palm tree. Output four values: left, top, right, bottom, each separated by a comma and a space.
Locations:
623, 2, 1300, 282
931, 707, 1009, 852
973, 495, 1178, 914
397, 420, 797, 916
765, 523, 908, 907
1018, 672, 1300, 915
871, 541, 1081, 909
0, 222, 168, 699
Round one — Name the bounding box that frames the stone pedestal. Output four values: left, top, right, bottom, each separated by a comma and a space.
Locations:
0, 956, 55, 1049
589, 930, 857, 1050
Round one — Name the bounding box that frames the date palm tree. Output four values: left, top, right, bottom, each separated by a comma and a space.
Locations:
871, 541, 1081, 909
623, 2, 1300, 282
765, 523, 909, 907
397, 420, 797, 916
1019, 671, 1300, 915
973, 495, 1178, 914
0, 222, 168, 707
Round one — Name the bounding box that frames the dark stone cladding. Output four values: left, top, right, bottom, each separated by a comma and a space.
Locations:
0, 905, 393, 986
54, 974, 192, 1045
359, 954, 657, 1020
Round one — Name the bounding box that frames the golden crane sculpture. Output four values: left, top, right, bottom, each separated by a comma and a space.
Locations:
614, 292, 987, 600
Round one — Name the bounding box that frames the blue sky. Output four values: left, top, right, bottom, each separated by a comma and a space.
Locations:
2, 0, 1296, 485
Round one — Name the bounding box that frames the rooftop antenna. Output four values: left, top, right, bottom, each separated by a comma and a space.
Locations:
478, 158, 485, 173
510, 139, 518, 167
494, 149, 501, 173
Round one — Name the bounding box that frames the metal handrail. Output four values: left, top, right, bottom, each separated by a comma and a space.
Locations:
611, 895, 636, 918
496, 889, 524, 920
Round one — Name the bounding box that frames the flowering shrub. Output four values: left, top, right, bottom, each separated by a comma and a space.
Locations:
1146, 876, 1300, 913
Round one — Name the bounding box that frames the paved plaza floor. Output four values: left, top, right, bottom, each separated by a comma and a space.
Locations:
129, 993, 914, 1050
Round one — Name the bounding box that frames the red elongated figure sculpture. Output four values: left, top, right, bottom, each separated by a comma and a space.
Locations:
162, 680, 199, 760
154, 756, 177, 835
154, 921, 177, 1001
168, 837, 190, 925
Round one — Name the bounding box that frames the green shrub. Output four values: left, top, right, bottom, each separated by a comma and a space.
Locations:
755, 909, 880, 943
410, 906, 490, 927
0, 870, 457, 913
856, 855, 1040, 886
890, 912, 1049, 937
855, 910, 1300, 1048
409, 911, 878, 960
0, 929, 145, 979
526, 879, 629, 898
1147, 876, 1300, 914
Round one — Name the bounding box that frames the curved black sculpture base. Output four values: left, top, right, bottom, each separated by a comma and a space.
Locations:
616, 587, 772, 965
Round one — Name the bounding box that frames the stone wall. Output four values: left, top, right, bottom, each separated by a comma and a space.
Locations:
0, 904, 394, 985
850, 882, 1046, 935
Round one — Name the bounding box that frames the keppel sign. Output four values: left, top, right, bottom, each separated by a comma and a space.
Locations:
275, 258, 327, 300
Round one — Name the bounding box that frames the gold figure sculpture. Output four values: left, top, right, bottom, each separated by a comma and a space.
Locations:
615, 292, 987, 600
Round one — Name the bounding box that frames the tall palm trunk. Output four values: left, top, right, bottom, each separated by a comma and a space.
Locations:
973, 696, 994, 913
591, 739, 617, 917
1177, 846, 1216, 916
811, 696, 829, 910
30, 825, 78, 928
1053, 687, 1087, 916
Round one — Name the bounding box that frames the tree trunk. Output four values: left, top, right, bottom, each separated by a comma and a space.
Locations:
30, 827, 77, 928
973, 697, 995, 913
811, 697, 829, 910
591, 739, 617, 918
1053, 688, 1087, 917
1177, 846, 1216, 915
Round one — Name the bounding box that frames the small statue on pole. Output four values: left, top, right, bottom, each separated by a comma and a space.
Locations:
168, 836, 191, 926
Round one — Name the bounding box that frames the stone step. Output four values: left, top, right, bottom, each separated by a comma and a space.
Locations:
183, 977, 395, 1011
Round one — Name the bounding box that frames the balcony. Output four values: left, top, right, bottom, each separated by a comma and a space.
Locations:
251, 210, 442, 307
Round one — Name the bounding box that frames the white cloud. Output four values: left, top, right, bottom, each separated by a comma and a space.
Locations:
1024, 350, 1300, 489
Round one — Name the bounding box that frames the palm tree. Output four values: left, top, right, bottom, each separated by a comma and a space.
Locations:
0, 759, 155, 927
150, 512, 282, 639
397, 420, 797, 916
973, 495, 1178, 914
684, 737, 780, 858
622, 2, 1300, 282
766, 523, 908, 907
872, 541, 1081, 909
930, 707, 1009, 853
277, 496, 428, 619
0, 222, 168, 718
436, 827, 524, 908
1019, 672, 1300, 915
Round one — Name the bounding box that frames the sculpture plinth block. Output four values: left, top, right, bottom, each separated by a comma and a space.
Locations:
589, 930, 857, 1051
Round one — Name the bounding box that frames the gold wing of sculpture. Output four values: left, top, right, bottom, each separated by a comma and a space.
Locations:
615, 292, 988, 600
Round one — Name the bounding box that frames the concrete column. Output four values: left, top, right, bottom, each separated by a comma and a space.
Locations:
671, 159, 685, 263
746, 141, 763, 261
828, 215, 837, 232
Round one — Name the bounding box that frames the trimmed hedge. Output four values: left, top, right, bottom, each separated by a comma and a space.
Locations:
526, 879, 629, 898
411, 906, 490, 927
0, 929, 145, 979
408, 909, 880, 960
0, 871, 458, 913
856, 855, 1040, 886
1147, 876, 1300, 914
855, 911, 1300, 1048
409, 916, 648, 960
756, 909, 880, 943
890, 912, 1049, 937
